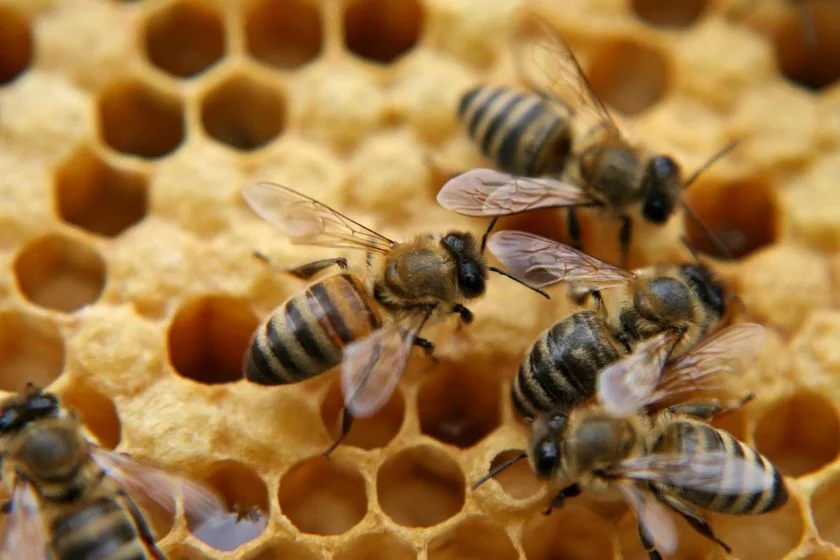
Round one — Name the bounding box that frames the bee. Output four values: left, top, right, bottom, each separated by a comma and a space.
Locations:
0, 383, 226, 560
442, 11, 735, 268
476, 321, 783, 560
242, 182, 545, 456
488, 229, 735, 418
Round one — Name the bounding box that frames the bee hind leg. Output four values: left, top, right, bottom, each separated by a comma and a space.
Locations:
254, 252, 348, 280
323, 407, 355, 459
638, 521, 663, 560
657, 493, 732, 554
119, 488, 168, 560
666, 393, 755, 421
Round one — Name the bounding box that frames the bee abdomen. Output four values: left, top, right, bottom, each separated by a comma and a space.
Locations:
512, 311, 623, 417
652, 421, 788, 515
51, 497, 147, 560
244, 273, 382, 385
458, 85, 570, 177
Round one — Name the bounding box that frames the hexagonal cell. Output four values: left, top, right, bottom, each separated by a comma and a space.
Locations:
812, 470, 840, 546
774, 0, 840, 90
321, 378, 404, 451
753, 391, 840, 477
485, 449, 541, 500
167, 295, 259, 385
54, 145, 148, 237
523, 504, 616, 560
13, 233, 106, 313
334, 532, 417, 560
143, 0, 225, 78
428, 516, 517, 560
343, 0, 423, 64
59, 379, 121, 449
0, 4, 32, 85
709, 491, 805, 560
244, 539, 322, 560
588, 39, 670, 116
417, 361, 501, 448
189, 460, 269, 552
376, 445, 465, 528
683, 174, 780, 259
245, 0, 323, 69
97, 78, 185, 159
278, 455, 367, 535
630, 0, 708, 28
200, 73, 285, 151
0, 312, 65, 392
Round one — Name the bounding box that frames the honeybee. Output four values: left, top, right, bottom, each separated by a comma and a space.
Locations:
0, 383, 226, 560
476, 322, 783, 560
242, 182, 545, 456
443, 11, 734, 267
489, 229, 734, 418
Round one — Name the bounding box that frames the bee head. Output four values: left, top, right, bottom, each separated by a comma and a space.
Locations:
529, 413, 568, 480
0, 385, 61, 436
441, 232, 488, 299
641, 155, 681, 224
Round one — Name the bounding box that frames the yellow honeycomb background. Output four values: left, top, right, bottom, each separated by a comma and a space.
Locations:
1, 0, 839, 558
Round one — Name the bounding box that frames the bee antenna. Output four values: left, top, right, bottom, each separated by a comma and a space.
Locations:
471, 451, 528, 491
490, 267, 550, 299
681, 203, 733, 261
681, 140, 741, 192
480, 217, 500, 253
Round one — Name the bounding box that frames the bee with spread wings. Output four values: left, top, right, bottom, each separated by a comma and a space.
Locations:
242, 182, 544, 456
475, 316, 783, 560
0, 384, 227, 560
444, 10, 735, 268
486, 229, 733, 418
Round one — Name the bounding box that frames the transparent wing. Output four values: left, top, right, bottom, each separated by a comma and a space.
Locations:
598, 330, 680, 418
615, 452, 778, 495
242, 181, 396, 253
617, 482, 678, 557
341, 310, 432, 418
436, 169, 597, 216
1, 481, 49, 560
487, 230, 634, 288
512, 9, 621, 139
651, 323, 767, 405
91, 447, 227, 533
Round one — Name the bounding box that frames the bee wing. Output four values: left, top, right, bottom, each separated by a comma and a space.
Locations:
436, 169, 597, 216
617, 482, 679, 557
598, 330, 680, 418
242, 181, 396, 254
513, 10, 622, 139
487, 230, 634, 288
614, 452, 779, 495
341, 310, 432, 419
651, 323, 767, 404
90, 447, 227, 533
1, 481, 49, 560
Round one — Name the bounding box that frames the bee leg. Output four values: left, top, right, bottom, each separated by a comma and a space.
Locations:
413, 337, 438, 364
323, 407, 355, 459
542, 483, 581, 515
118, 488, 167, 560
657, 493, 732, 554
254, 252, 348, 280
0, 500, 10, 514
567, 208, 583, 251
666, 393, 755, 421
637, 522, 663, 560
452, 303, 473, 324
618, 215, 632, 270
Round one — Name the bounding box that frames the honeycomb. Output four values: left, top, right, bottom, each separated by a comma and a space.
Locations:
0, 0, 839, 558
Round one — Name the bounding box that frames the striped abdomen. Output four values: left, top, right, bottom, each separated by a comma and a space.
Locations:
512, 311, 624, 418
458, 85, 571, 177
245, 273, 383, 385
650, 419, 788, 515
51, 496, 150, 560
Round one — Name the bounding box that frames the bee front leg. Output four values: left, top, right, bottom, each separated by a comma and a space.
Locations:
566, 208, 583, 252
618, 215, 632, 270
542, 483, 581, 516
452, 303, 473, 324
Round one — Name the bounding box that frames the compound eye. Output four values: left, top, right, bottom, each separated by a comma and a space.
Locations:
535, 440, 559, 479
459, 271, 485, 298
650, 155, 679, 180
642, 191, 674, 224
